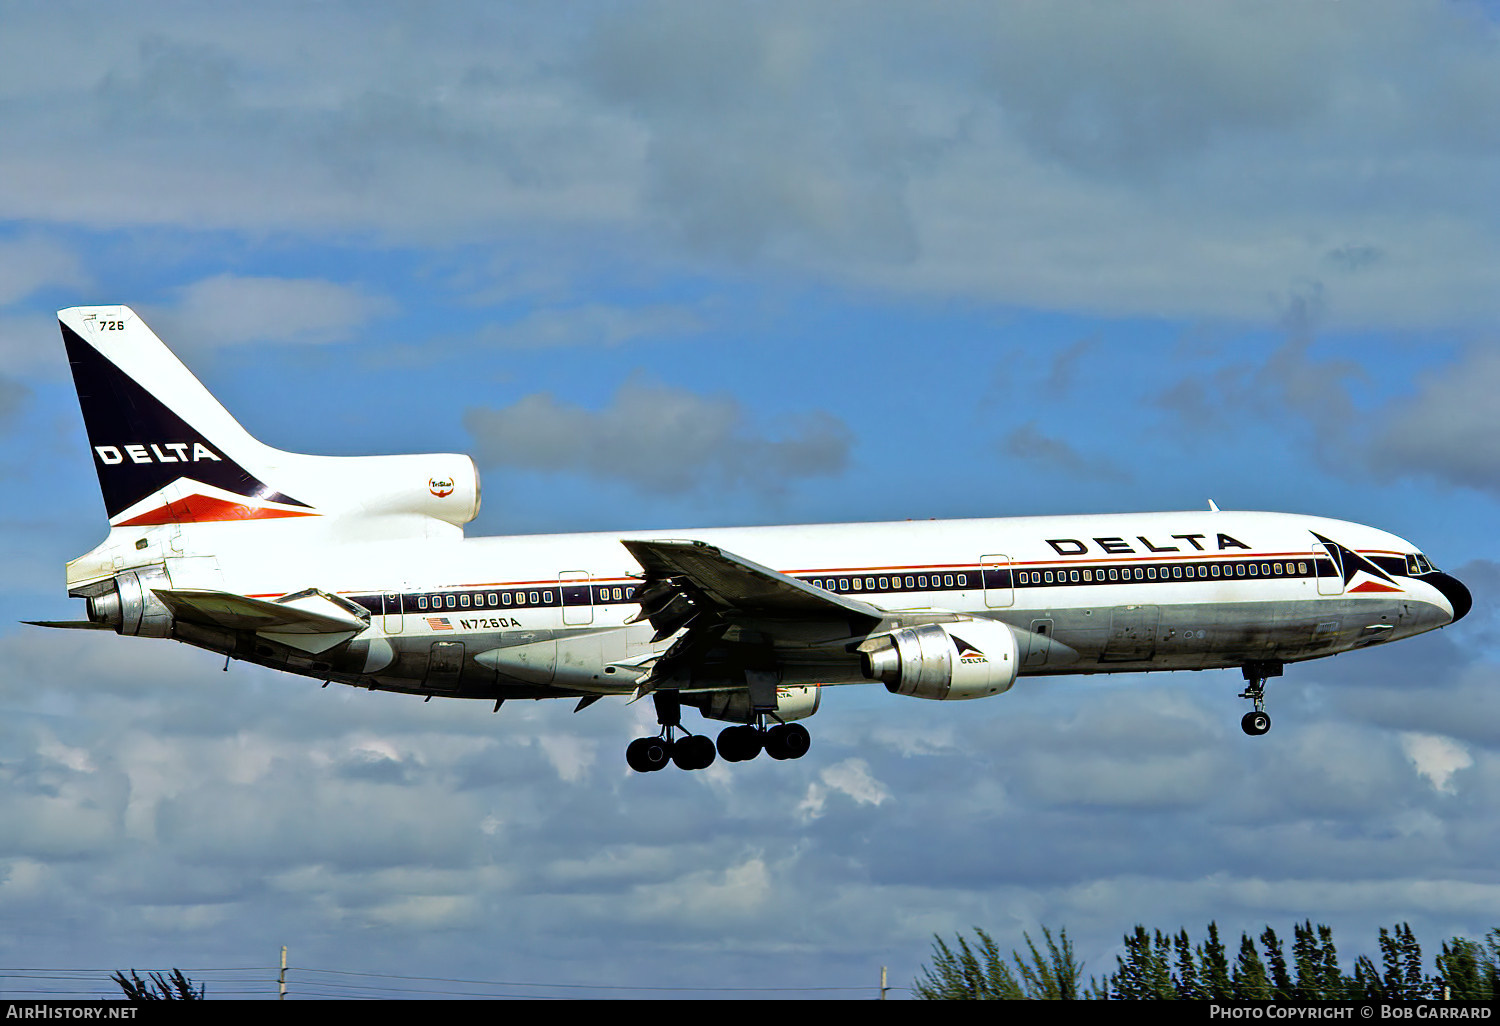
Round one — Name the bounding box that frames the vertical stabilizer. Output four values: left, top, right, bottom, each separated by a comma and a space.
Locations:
61, 306, 318, 527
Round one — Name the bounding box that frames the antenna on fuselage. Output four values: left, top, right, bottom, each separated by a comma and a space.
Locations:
1208, 499, 1221, 512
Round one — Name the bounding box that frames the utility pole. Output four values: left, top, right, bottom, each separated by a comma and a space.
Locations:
279, 946, 287, 1000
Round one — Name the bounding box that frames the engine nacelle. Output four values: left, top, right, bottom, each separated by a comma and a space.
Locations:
862, 619, 1019, 700
323, 452, 481, 527
691, 685, 822, 724
85, 567, 174, 637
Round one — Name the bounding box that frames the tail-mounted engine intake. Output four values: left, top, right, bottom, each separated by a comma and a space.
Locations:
862, 619, 1019, 700
84, 567, 174, 637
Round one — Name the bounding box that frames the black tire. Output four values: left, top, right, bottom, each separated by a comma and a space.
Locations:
717, 725, 761, 763
674, 734, 716, 771
779, 722, 811, 759
765, 724, 793, 760
1241, 711, 1271, 736
627, 736, 673, 772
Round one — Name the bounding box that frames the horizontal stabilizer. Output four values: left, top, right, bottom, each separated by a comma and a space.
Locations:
153, 588, 369, 635
23, 619, 115, 631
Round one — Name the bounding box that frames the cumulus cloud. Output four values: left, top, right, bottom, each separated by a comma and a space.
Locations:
1001, 422, 1132, 484
463, 376, 851, 494
480, 302, 705, 349
1400, 733, 1473, 795
0, 234, 85, 308
147, 273, 396, 350
0, 3, 1494, 327
1364, 345, 1500, 496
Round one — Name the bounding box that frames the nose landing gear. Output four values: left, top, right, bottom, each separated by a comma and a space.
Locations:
1237, 661, 1282, 736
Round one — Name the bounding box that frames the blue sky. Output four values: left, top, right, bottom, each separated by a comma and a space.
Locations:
1, 0, 1499, 999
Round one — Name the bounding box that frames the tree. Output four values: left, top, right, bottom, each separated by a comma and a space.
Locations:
1200, 921, 1233, 1000
1173, 929, 1204, 999
1013, 926, 1083, 999
111, 968, 204, 1000
915, 927, 1085, 1000
1261, 926, 1293, 1000
1232, 931, 1273, 1000
914, 929, 1023, 999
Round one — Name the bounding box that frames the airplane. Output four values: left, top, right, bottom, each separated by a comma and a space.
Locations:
32, 306, 1472, 773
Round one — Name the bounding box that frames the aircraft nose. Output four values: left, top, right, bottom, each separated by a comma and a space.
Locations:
1429, 571, 1472, 623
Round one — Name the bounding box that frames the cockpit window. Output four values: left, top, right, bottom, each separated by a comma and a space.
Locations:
1406, 553, 1436, 575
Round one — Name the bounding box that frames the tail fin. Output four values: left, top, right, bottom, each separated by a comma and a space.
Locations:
60, 306, 478, 530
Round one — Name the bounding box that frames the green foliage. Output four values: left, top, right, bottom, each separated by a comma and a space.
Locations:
921, 921, 1500, 1000
1434, 930, 1500, 1001
914, 926, 1082, 1000
111, 968, 204, 1000
914, 928, 1023, 999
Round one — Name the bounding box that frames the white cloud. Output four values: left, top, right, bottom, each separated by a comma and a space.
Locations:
149, 273, 396, 350
463, 376, 850, 495
0, 3, 1493, 328
1400, 732, 1473, 794
0, 234, 85, 308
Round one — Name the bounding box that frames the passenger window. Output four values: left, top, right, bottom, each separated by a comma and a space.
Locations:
417, 597, 428, 610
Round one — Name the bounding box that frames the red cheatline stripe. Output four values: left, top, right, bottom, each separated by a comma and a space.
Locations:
115, 494, 321, 527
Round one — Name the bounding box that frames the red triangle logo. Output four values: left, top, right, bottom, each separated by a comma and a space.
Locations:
1349, 580, 1401, 594
117, 494, 321, 527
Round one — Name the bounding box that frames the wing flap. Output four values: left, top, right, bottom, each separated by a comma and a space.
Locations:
621, 539, 883, 623
620, 539, 884, 697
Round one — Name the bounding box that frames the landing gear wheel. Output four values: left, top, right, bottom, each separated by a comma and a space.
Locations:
626, 736, 673, 772
717, 725, 762, 763
764, 723, 811, 761
1237, 661, 1281, 739
672, 734, 717, 771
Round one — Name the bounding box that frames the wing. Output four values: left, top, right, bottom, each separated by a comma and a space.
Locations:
621, 539, 886, 697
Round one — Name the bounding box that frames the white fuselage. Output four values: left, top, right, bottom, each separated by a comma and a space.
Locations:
88, 507, 1455, 699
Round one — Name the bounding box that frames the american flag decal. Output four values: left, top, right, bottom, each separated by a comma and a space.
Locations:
426, 617, 453, 631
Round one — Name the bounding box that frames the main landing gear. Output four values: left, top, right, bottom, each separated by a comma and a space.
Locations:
625, 690, 813, 773
1238, 661, 1282, 736
716, 720, 811, 764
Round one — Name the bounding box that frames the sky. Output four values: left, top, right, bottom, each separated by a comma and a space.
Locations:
1, 0, 1498, 1000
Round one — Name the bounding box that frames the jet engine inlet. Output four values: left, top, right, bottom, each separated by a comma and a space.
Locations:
86, 567, 173, 637
862, 619, 1019, 700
